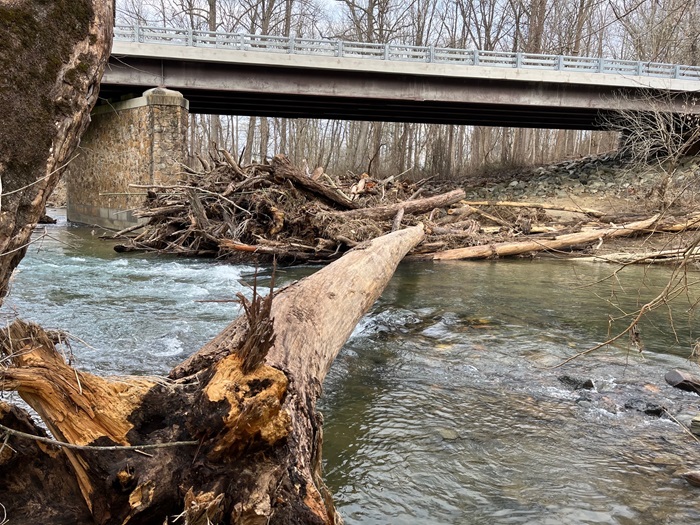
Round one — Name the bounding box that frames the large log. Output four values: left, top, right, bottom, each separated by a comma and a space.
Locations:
462, 200, 605, 217
0, 224, 424, 524
427, 216, 658, 261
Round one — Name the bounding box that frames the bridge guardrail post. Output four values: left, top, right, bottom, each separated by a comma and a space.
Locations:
134, 24, 140, 43
674, 65, 681, 79
516, 52, 522, 69
187, 28, 193, 47
337, 40, 343, 58
557, 55, 564, 71
289, 34, 296, 54
473, 49, 479, 66
598, 57, 604, 73
637, 61, 643, 76
428, 45, 434, 63
384, 44, 389, 61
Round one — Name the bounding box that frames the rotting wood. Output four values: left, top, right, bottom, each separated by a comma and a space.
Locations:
0, 225, 424, 524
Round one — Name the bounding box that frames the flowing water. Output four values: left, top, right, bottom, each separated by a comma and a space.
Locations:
4, 211, 700, 524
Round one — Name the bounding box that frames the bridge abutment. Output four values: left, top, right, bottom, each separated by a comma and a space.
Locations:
66, 87, 188, 229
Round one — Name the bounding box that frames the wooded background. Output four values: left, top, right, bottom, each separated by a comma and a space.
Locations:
114, 0, 699, 179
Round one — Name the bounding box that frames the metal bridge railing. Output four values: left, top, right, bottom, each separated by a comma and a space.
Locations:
114, 25, 700, 82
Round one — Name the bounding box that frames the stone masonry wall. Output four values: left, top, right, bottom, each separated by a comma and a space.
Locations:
66, 88, 188, 229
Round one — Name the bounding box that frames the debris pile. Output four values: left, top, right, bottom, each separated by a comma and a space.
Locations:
113, 153, 700, 264
115, 153, 465, 262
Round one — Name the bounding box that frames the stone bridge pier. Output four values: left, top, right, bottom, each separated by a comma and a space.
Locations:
66, 87, 188, 229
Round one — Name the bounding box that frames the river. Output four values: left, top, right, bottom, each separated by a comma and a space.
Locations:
4, 211, 700, 524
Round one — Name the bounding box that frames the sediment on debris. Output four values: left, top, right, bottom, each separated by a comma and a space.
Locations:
116, 152, 700, 263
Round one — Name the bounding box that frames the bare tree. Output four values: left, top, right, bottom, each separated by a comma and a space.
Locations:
606, 91, 700, 210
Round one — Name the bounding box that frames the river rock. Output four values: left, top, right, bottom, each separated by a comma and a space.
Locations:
623, 398, 665, 417
665, 369, 700, 395
690, 416, 700, 436
681, 471, 700, 487
558, 375, 595, 391
437, 428, 460, 441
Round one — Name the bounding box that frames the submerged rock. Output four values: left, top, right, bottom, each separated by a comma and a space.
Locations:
623, 398, 665, 417
558, 375, 595, 391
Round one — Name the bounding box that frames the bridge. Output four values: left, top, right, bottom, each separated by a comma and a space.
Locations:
67, 26, 700, 230
102, 25, 700, 130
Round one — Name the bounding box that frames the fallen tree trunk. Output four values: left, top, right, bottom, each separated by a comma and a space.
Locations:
333, 189, 466, 221
423, 216, 657, 261
574, 245, 700, 264
0, 224, 424, 524
462, 200, 605, 218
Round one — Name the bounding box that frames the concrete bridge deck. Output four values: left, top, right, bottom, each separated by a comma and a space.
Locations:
101, 26, 700, 130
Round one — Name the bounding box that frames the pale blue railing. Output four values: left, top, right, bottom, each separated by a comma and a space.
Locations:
114, 25, 700, 82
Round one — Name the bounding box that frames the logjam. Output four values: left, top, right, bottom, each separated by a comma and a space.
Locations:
0, 224, 425, 524
119, 155, 700, 264
119, 154, 460, 261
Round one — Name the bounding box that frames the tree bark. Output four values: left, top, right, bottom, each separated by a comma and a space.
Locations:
0, 0, 113, 302
423, 216, 657, 261
0, 225, 424, 524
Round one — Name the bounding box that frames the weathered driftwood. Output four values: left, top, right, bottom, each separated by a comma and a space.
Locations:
0, 224, 424, 524
270, 154, 359, 210
462, 200, 605, 218
658, 213, 700, 232
422, 216, 658, 261
218, 239, 324, 262
333, 189, 466, 221
575, 245, 700, 264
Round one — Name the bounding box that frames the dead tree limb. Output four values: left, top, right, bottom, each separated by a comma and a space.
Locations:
462, 200, 605, 218
271, 154, 359, 210
333, 189, 466, 221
